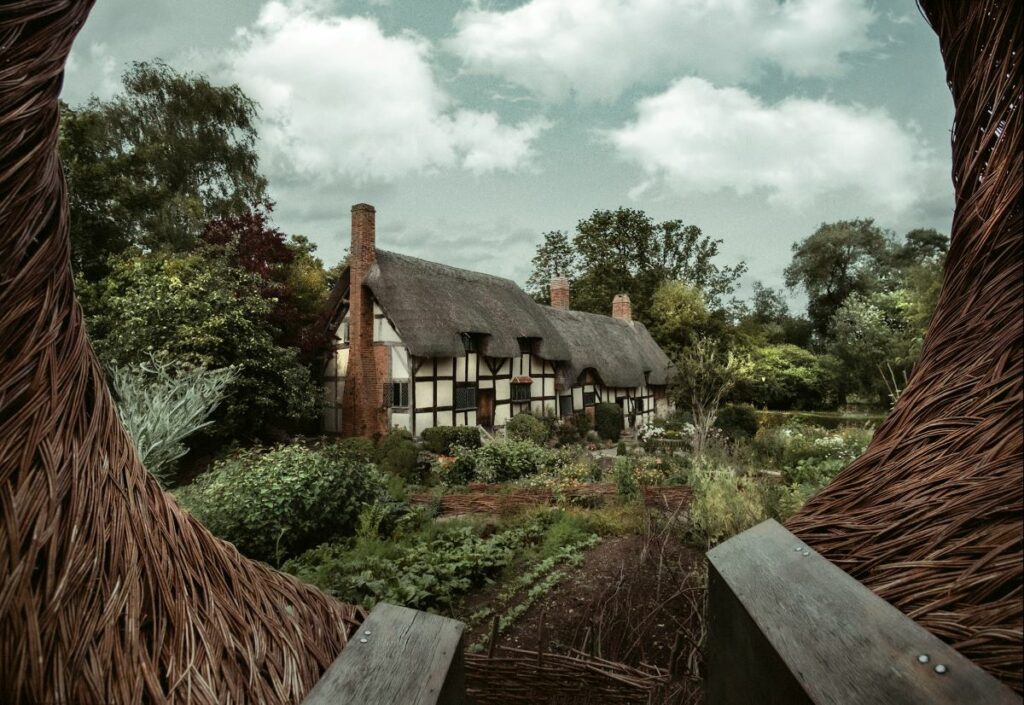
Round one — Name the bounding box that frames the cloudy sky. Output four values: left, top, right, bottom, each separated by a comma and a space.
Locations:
62, 0, 955, 301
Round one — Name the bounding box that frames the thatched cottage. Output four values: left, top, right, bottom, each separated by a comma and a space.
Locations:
322, 204, 674, 438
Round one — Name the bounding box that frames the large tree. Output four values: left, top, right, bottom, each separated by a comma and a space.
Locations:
60, 61, 267, 279
783, 219, 894, 338
527, 208, 745, 329
200, 210, 330, 355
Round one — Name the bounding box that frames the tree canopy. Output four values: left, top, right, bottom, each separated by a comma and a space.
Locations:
526, 208, 746, 327
61, 61, 267, 278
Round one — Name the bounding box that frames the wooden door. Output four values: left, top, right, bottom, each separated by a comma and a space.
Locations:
477, 389, 494, 428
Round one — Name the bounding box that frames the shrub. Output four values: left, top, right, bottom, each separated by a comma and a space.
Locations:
285, 516, 551, 611
109, 357, 236, 486
506, 412, 549, 445
377, 429, 421, 482
554, 421, 581, 446
334, 436, 376, 463
616, 441, 627, 456
594, 403, 623, 441
176, 442, 386, 565
421, 426, 482, 455
783, 456, 847, 487
474, 439, 551, 483
85, 251, 320, 440
434, 446, 479, 486
714, 404, 759, 441
687, 464, 768, 546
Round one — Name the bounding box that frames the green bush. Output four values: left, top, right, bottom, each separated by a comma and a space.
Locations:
437, 439, 558, 485
176, 442, 386, 565
783, 456, 846, 487
286, 516, 552, 611
714, 404, 759, 441
554, 413, 591, 446
421, 426, 482, 455
334, 436, 376, 463
616, 441, 627, 456
85, 251, 320, 440
377, 429, 421, 482
506, 412, 549, 445
594, 403, 623, 442
475, 439, 551, 483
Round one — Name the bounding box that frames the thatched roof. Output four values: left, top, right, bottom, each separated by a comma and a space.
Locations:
327, 249, 673, 387
364, 250, 571, 360
542, 307, 673, 388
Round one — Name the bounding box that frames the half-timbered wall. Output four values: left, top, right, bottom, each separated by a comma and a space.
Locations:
324, 299, 668, 436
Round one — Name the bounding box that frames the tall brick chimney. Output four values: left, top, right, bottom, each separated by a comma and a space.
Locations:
550, 275, 570, 310
341, 204, 383, 438
612, 293, 632, 321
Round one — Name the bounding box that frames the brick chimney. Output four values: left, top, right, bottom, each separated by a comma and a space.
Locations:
550, 275, 570, 310
341, 204, 384, 438
612, 293, 632, 321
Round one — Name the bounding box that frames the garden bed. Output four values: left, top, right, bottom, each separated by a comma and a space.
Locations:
410, 483, 692, 515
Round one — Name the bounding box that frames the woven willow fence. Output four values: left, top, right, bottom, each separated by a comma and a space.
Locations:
0, 3, 361, 704
789, 0, 1023, 693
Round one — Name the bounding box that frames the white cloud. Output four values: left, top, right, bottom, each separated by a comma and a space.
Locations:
225, 1, 549, 182
66, 42, 122, 101
449, 0, 876, 102
606, 77, 942, 214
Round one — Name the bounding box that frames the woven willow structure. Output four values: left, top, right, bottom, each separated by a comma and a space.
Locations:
790, 0, 1023, 693
0, 3, 360, 704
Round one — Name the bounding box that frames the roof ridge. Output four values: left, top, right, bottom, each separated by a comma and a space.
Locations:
376, 248, 518, 287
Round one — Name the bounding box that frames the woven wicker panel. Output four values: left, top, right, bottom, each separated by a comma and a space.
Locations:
789, 0, 1023, 693
0, 3, 360, 704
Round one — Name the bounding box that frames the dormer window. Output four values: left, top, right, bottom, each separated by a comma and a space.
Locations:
461, 333, 479, 353
518, 337, 533, 355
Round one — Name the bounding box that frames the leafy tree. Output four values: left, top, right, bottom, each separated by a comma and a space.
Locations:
890, 228, 948, 268
784, 219, 894, 338
525, 231, 577, 302
736, 281, 814, 349
648, 280, 710, 359
82, 250, 319, 440
672, 337, 744, 455
201, 210, 330, 353
731, 344, 843, 410
828, 291, 918, 406
527, 208, 745, 327
61, 61, 267, 278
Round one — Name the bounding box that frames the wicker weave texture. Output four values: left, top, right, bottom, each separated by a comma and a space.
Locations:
789, 0, 1023, 693
0, 4, 360, 704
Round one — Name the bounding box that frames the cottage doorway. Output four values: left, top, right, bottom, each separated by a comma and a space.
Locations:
478, 389, 495, 429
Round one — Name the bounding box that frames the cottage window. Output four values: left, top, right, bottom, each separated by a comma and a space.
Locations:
582, 391, 597, 406
461, 333, 478, 353
386, 381, 409, 408
518, 337, 533, 355
635, 397, 644, 413
559, 394, 573, 417
511, 382, 531, 402
455, 384, 477, 411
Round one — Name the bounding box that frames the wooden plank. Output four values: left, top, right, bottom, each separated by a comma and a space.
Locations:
706, 520, 1020, 705
302, 603, 465, 705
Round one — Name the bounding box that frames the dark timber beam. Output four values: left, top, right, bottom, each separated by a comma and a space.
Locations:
705, 520, 1019, 705
302, 603, 466, 705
